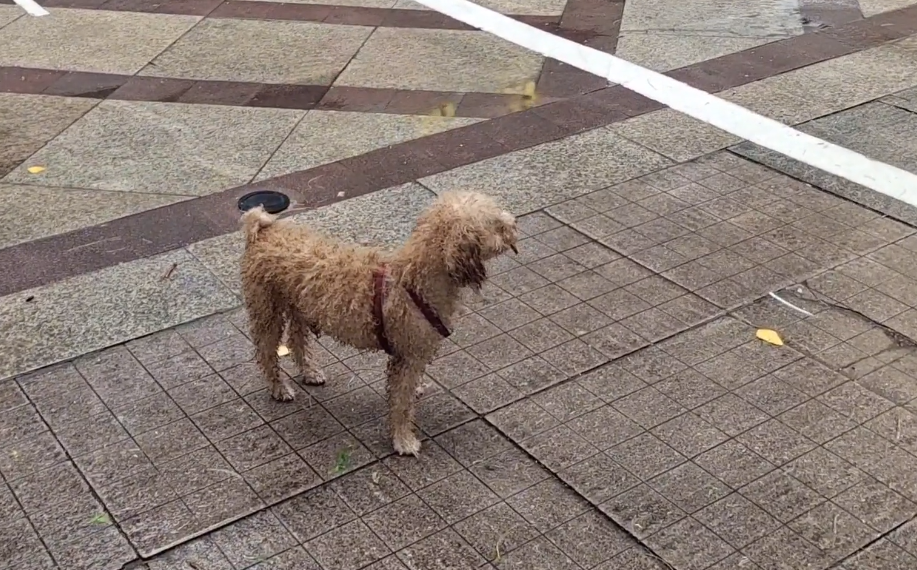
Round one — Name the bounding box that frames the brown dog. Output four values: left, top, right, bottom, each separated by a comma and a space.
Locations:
240, 191, 518, 455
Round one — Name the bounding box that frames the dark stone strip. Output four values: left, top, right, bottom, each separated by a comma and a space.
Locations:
0, 0, 560, 29
0, 70, 543, 117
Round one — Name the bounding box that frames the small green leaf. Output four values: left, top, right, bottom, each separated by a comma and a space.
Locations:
90, 513, 111, 525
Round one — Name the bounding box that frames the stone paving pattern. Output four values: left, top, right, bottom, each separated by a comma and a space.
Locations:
6, 0, 917, 569
6, 153, 917, 569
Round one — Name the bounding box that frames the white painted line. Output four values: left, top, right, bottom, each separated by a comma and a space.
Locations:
13, 0, 49, 16
768, 292, 815, 317
411, 0, 917, 208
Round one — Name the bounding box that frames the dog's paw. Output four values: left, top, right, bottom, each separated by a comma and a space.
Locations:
414, 383, 425, 398
271, 383, 296, 402
302, 369, 326, 386
393, 434, 422, 457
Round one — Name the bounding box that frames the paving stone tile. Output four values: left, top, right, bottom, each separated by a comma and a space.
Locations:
427, 350, 492, 388
735, 374, 810, 416
656, 368, 727, 410
583, 322, 650, 359
243, 453, 321, 504
598, 228, 654, 259
493, 535, 579, 570
549, 302, 614, 336
520, 424, 599, 471
819, 381, 896, 423
212, 424, 293, 473
75, 346, 162, 410
0, 516, 54, 569
588, 288, 652, 321
135, 418, 209, 465
147, 442, 233, 497
0, 483, 22, 522
695, 492, 780, 550
773, 358, 849, 397
453, 501, 538, 563
695, 440, 775, 490
558, 452, 640, 504
29, 493, 110, 550
736, 419, 816, 466
247, 547, 320, 570
299, 431, 373, 480
599, 548, 673, 570
651, 413, 729, 458
433, 421, 511, 468
833, 479, 916, 533
211, 510, 296, 569
9, 460, 88, 514
567, 404, 645, 451
505, 477, 590, 532
740, 468, 825, 524
645, 516, 735, 570
417, 470, 500, 524
166, 374, 237, 416
268, 408, 343, 452
788, 501, 876, 561
508, 318, 575, 353
127, 330, 190, 367
861, 366, 917, 405
328, 465, 409, 517
452, 374, 522, 414
113, 392, 183, 438
607, 432, 686, 481
612, 386, 687, 429
383, 441, 462, 491
489, 267, 551, 298
576, 364, 647, 402
49, 525, 136, 570
541, 339, 608, 377
140, 536, 232, 570
563, 242, 622, 268
648, 460, 731, 514
778, 400, 856, 446
466, 334, 533, 370
363, 494, 446, 551
397, 528, 483, 570
306, 519, 390, 570
544, 510, 633, 568
95, 464, 176, 520
594, 257, 655, 287
415, 392, 474, 438
197, 334, 256, 373
0, 429, 65, 482
322, 385, 387, 429
742, 525, 833, 570
600, 483, 685, 539
273, 486, 355, 543
191, 398, 264, 443
841, 538, 917, 570
889, 517, 917, 556
183, 477, 264, 530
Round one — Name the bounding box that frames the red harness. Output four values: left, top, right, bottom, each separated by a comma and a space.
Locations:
372, 265, 450, 355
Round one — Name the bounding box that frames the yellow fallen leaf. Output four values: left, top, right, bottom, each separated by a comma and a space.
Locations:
756, 329, 784, 346
276, 345, 290, 357
27, 166, 45, 174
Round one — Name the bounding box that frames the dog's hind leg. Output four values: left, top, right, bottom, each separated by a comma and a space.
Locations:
289, 313, 326, 386
248, 296, 296, 401
386, 356, 424, 456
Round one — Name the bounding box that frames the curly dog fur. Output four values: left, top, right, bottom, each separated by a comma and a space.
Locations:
240, 191, 518, 455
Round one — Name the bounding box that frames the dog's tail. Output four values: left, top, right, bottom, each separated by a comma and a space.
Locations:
241, 206, 276, 246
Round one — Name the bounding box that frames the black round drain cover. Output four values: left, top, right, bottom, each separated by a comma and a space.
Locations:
238, 190, 290, 214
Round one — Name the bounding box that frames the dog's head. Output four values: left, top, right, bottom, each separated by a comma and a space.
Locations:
418, 191, 518, 290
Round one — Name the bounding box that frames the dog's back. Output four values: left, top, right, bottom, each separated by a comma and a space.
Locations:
240, 207, 383, 347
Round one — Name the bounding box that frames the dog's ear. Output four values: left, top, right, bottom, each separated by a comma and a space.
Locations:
447, 241, 487, 290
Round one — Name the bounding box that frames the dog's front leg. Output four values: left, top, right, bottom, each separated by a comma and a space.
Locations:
386, 356, 423, 456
